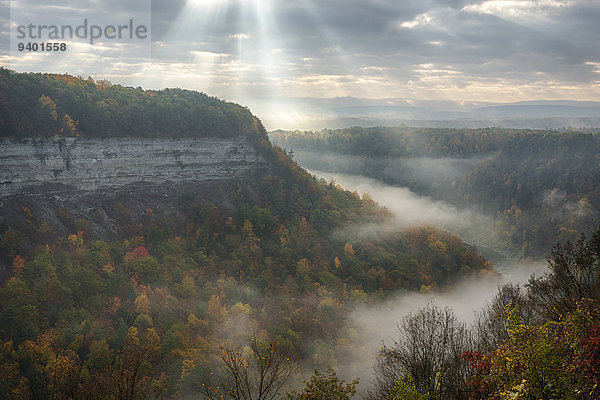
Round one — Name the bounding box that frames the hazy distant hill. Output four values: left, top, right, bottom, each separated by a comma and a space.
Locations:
470, 103, 600, 119
262, 97, 600, 130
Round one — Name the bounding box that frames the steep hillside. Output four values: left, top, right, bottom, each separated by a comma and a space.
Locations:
0, 71, 493, 399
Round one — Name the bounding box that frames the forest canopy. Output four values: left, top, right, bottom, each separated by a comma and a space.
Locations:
271, 127, 600, 257
0, 70, 496, 399
0, 69, 256, 138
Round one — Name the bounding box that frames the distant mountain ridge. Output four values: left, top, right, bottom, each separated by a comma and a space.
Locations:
469, 104, 600, 119
258, 96, 600, 130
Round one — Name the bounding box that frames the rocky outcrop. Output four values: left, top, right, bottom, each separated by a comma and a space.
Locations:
0, 136, 267, 196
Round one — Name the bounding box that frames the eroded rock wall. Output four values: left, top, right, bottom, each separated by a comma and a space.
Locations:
0, 136, 267, 196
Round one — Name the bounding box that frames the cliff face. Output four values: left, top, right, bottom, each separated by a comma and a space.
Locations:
0, 71, 283, 275
0, 136, 270, 250
0, 136, 267, 196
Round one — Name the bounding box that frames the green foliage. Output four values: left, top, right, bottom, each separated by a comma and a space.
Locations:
388, 372, 428, 400
88, 339, 112, 371
465, 302, 600, 400
0, 68, 256, 139
286, 367, 358, 400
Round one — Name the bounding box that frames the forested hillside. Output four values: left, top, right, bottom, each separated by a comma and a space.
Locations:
271, 127, 600, 258
0, 71, 493, 399
0, 68, 254, 138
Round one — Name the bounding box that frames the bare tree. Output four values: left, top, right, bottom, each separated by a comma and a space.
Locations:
199, 337, 297, 400
369, 304, 472, 400
365, 343, 405, 400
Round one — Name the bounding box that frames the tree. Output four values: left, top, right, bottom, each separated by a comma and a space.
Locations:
285, 367, 358, 400
110, 327, 162, 400
199, 337, 297, 400
387, 372, 427, 400
464, 228, 600, 400
527, 228, 600, 321
344, 243, 355, 258
473, 283, 536, 353
38, 95, 58, 121
464, 302, 600, 400
370, 304, 472, 400
60, 114, 77, 136
46, 349, 84, 400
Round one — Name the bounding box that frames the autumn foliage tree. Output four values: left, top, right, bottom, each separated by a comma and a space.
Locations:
464, 302, 600, 400
465, 227, 600, 399
110, 327, 162, 400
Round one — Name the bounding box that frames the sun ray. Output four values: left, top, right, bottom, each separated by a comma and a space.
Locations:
151, 0, 231, 91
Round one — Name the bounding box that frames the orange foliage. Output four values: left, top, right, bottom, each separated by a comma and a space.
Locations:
12, 255, 25, 274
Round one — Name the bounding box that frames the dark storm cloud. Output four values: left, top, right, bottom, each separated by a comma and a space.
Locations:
150, 0, 186, 40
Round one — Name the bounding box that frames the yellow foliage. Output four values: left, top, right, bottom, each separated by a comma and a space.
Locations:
135, 293, 152, 315
344, 242, 355, 258
181, 358, 196, 381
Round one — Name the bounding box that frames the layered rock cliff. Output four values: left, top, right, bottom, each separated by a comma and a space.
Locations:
0, 135, 271, 251
0, 136, 267, 196
0, 70, 277, 268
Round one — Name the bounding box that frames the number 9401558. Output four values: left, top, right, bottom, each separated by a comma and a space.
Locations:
17, 42, 67, 52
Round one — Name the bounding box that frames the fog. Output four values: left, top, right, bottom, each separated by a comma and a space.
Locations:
303, 167, 549, 393
385, 155, 494, 186
293, 149, 494, 189
313, 169, 485, 230
337, 261, 547, 395
209, 154, 555, 395
309, 169, 499, 248
543, 188, 594, 221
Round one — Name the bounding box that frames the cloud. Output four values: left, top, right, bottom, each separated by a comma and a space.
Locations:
463, 0, 568, 18
399, 13, 433, 29
3, 0, 600, 125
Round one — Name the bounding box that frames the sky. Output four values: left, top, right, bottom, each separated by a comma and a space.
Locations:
2, 0, 600, 127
